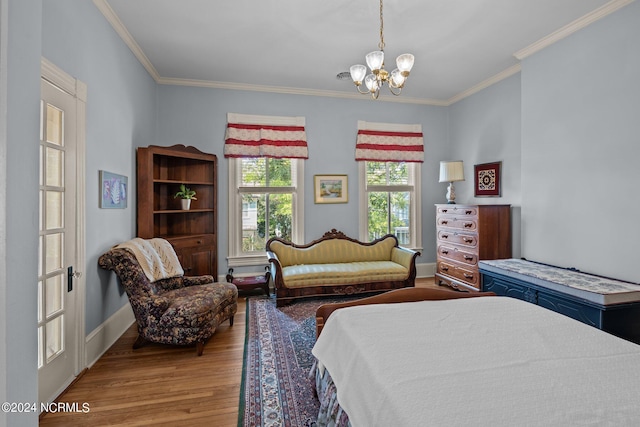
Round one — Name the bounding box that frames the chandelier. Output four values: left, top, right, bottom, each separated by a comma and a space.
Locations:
349, 0, 415, 99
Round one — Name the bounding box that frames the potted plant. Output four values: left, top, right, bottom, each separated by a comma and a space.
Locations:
174, 184, 197, 210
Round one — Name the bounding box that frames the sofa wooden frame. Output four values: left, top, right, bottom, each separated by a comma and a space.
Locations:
266, 229, 420, 306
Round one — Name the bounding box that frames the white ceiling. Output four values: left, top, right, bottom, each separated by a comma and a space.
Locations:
96, 0, 631, 105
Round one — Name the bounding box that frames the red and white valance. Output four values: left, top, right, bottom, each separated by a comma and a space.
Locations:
355, 120, 424, 163
224, 113, 308, 159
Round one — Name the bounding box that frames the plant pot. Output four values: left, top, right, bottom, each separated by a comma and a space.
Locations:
180, 199, 191, 210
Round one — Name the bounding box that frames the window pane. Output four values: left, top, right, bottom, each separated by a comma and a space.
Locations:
241, 158, 266, 186
266, 159, 292, 186
45, 190, 64, 230
46, 274, 64, 317
45, 315, 64, 361
46, 104, 64, 146
366, 161, 408, 185
268, 193, 292, 241
368, 192, 389, 241
38, 326, 44, 369
390, 192, 410, 245
387, 162, 408, 185
242, 193, 264, 252
45, 147, 64, 187
241, 192, 293, 252
366, 162, 387, 185
45, 233, 63, 274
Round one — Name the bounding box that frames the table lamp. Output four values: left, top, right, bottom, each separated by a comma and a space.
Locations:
439, 161, 465, 204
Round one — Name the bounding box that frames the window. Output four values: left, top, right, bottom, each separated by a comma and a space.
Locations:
359, 161, 421, 249
228, 157, 304, 266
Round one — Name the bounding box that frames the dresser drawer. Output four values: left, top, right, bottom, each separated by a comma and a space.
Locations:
436, 216, 477, 231
169, 234, 215, 249
437, 206, 478, 216
437, 261, 479, 287
438, 245, 478, 266
437, 230, 478, 247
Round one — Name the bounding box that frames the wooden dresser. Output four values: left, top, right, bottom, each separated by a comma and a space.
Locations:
435, 204, 511, 291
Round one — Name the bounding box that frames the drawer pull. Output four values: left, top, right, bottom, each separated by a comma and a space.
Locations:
464, 255, 474, 261
441, 209, 448, 213
463, 222, 473, 228
441, 266, 449, 272
197, 240, 203, 244
442, 250, 449, 254
463, 238, 473, 243
465, 210, 473, 215
463, 273, 474, 279
441, 220, 448, 225
441, 234, 449, 239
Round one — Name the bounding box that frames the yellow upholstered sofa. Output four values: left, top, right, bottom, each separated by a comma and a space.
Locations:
266, 229, 420, 306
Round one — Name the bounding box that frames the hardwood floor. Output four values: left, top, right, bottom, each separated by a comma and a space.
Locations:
39, 278, 437, 426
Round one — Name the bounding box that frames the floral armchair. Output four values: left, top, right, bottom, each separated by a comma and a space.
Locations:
98, 246, 238, 356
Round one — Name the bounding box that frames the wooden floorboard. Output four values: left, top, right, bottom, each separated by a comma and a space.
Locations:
39, 278, 436, 426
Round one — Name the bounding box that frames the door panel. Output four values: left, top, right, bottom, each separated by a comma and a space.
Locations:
38, 79, 79, 405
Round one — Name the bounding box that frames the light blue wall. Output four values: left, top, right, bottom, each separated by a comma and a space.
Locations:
42, 0, 157, 333
448, 73, 522, 257
155, 85, 450, 271
521, 0, 640, 282
4, 0, 41, 424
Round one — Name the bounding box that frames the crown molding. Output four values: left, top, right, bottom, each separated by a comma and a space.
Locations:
93, 0, 160, 81
514, 0, 635, 60
156, 76, 449, 106
446, 63, 522, 105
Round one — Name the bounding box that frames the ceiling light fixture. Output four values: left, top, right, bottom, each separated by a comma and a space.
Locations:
350, 0, 414, 99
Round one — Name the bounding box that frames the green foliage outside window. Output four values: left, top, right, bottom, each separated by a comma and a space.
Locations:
241, 158, 293, 252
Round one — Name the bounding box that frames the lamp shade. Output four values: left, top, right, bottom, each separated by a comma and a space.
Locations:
366, 50, 385, 72
396, 53, 414, 74
439, 161, 465, 183
350, 64, 367, 84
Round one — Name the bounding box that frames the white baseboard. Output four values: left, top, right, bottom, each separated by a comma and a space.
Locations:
416, 262, 436, 279
85, 303, 135, 368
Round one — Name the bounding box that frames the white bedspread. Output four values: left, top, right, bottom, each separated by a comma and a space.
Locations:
312, 296, 640, 426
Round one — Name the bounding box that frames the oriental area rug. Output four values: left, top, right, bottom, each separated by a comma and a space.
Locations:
238, 296, 352, 427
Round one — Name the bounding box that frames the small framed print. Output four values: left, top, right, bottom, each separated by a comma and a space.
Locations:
100, 170, 128, 208
474, 161, 501, 197
314, 174, 348, 204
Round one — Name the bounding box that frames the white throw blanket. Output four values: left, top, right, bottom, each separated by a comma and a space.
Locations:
116, 238, 184, 282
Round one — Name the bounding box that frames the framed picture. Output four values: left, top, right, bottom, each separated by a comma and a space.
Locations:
474, 161, 502, 197
100, 170, 128, 208
314, 174, 348, 204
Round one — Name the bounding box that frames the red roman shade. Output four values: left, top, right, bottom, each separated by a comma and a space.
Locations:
355, 120, 424, 163
224, 113, 308, 159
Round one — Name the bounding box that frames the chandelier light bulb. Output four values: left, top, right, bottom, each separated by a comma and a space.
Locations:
390, 69, 405, 88
396, 53, 415, 75
350, 64, 367, 85
365, 74, 379, 92
366, 50, 384, 72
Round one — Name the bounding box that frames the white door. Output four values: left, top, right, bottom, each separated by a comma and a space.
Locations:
38, 78, 81, 405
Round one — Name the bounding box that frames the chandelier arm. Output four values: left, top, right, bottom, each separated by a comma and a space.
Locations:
389, 85, 402, 96
356, 84, 372, 95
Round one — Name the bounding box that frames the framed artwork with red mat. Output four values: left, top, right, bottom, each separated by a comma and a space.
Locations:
474, 161, 502, 197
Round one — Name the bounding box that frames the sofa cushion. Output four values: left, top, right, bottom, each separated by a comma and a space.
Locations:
270, 235, 397, 267
281, 261, 408, 288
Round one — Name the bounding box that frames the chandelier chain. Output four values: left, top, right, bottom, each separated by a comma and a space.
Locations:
378, 0, 385, 50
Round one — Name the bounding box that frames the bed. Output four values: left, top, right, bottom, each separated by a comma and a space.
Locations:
311, 288, 640, 426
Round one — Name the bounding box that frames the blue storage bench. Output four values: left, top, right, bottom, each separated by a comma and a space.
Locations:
479, 258, 640, 343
